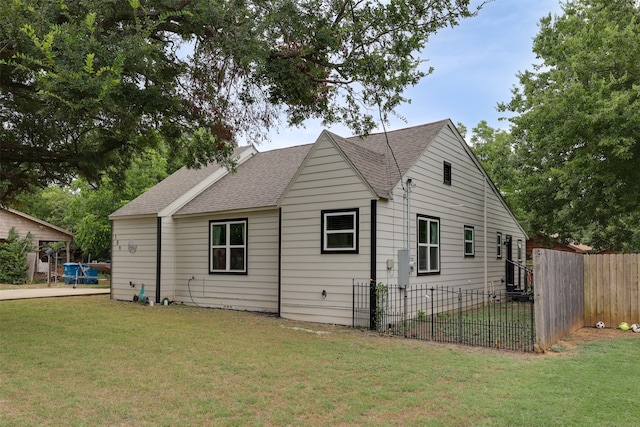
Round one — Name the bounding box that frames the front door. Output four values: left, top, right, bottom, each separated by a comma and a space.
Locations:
505, 234, 514, 290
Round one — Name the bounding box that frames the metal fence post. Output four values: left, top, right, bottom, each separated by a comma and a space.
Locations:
352, 279, 355, 327
403, 287, 408, 338
430, 287, 434, 339
369, 280, 377, 331
458, 288, 463, 343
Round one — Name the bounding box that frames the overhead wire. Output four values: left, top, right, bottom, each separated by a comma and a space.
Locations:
347, 0, 405, 191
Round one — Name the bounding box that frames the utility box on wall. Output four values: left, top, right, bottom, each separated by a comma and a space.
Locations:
398, 249, 409, 289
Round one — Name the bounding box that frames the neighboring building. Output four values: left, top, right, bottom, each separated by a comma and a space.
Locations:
525, 234, 610, 271
0, 207, 73, 276
109, 119, 527, 325
526, 234, 592, 259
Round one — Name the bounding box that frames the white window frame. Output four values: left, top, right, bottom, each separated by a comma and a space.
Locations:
464, 225, 475, 257
417, 215, 440, 275
209, 219, 247, 274
321, 209, 359, 254
496, 232, 503, 259
517, 239, 523, 262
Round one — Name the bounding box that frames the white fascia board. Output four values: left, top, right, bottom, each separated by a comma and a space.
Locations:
158, 146, 258, 218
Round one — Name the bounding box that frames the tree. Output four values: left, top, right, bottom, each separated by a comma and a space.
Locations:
499, 0, 640, 251
16, 143, 173, 261
469, 121, 519, 201
70, 144, 173, 260
0, 0, 483, 202
0, 227, 35, 284
466, 121, 531, 229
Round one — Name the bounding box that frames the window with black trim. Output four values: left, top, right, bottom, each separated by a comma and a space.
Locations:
443, 161, 452, 185
321, 209, 359, 253
418, 215, 440, 274
464, 225, 475, 257
209, 219, 247, 273
496, 232, 503, 259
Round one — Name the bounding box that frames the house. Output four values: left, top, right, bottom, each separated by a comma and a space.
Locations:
0, 207, 73, 278
109, 119, 527, 325
525, 234, 612, 272
526, 234, 593, 258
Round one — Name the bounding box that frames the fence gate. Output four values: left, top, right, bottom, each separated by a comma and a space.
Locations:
353, 282, 535, 352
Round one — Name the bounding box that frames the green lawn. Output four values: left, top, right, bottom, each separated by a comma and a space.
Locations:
1, 296, 639, 426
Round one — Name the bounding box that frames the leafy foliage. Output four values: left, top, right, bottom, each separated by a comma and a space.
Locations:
470, 122, 521, 201
14, 143, 173, 260
0, 0, 482, 202
0, 227, 35, 284
500, 0, 640, 251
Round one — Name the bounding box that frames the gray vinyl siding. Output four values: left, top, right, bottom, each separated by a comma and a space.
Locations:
159, 217, 176, 301
375, 125, 526, 293
111, 217, 158, 301
280, 135, 374, 325
171, 209, 280, 312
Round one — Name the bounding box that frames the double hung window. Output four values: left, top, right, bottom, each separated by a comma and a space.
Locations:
418, 215, 440, 274
464, 226, 475, 257
210, 219, 247, 273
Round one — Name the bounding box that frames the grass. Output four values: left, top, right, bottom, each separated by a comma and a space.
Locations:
379, 301, 535, 352
1, 296, 640, 426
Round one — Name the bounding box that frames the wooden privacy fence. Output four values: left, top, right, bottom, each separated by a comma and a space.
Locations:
584, 254, 640, 327
533, 249, 584, 351
535, 251, 640, 351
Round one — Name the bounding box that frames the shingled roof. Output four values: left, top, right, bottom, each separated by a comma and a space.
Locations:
110, 120, 451, 218
175, 144, 312, 216
110, 146, 255, 218
333, 119, 449, 198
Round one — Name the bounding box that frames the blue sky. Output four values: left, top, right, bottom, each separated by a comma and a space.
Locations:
262, 0, 564, 150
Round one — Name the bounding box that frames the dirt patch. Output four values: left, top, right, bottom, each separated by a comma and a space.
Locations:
546, 327, 640, 356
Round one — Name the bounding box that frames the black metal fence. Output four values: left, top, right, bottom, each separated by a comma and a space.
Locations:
353, 281, 535, 352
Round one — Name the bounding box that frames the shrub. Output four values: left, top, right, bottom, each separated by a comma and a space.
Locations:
0, 228, 35, 284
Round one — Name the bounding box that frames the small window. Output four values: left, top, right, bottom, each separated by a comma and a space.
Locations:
321, 209, 359, 253
209, 219, 247, 274
464, 226, 475, 257
517, 239, 523, 262
443, 161, 452, 185
496, 232, 503, 259
417, 215, 440, 274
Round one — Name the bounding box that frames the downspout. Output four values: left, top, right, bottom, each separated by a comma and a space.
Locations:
370, 199, 377, 283
109, 220, 114, 300
404, 178, 412, 336
278, 208, 282, 317
483, 178, 488, 297
156, 217, 162, 304
406, 178, 412, 258
370, 199, 378, 331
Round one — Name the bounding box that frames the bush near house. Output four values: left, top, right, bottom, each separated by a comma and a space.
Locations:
0, 227, 35, 284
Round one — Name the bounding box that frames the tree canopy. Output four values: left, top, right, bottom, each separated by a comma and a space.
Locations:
15, 142, 176, 260
500, 0, 640, 251
0, 0, 482, 202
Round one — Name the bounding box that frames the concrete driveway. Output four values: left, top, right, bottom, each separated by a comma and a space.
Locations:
0, 287, 110, 301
